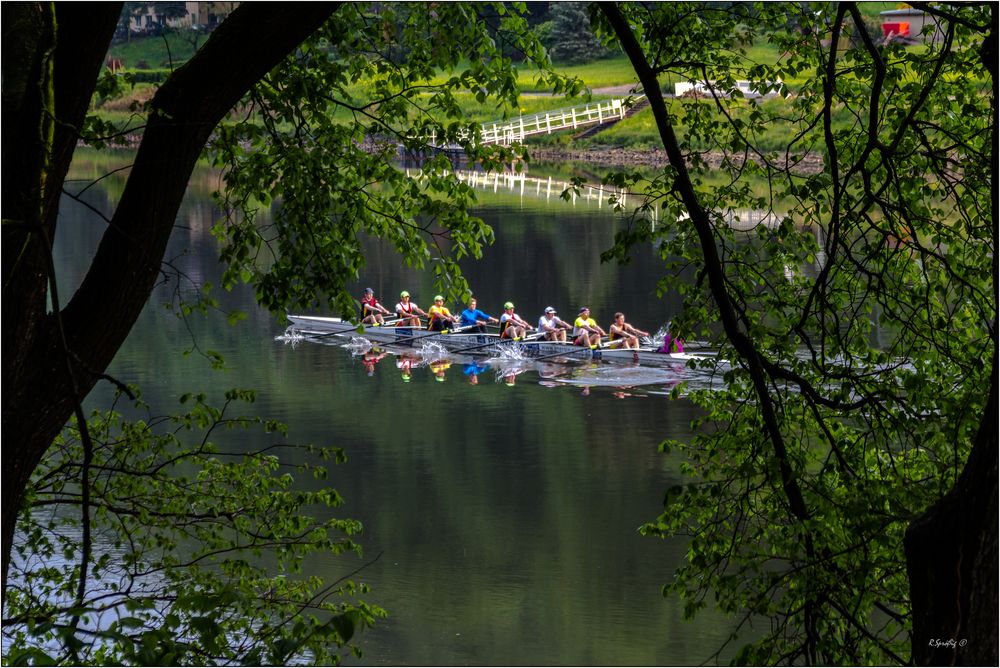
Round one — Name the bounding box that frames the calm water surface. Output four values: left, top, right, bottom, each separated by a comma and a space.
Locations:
57, 157, 739, 665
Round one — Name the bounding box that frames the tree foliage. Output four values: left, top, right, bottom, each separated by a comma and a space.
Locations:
5, 388, 381, 665
596, 2, 996, 664
544, 2, 611, 65
2, 1, 574, 663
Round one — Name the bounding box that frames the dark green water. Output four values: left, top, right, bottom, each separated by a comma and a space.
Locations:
56, 156, 739, 665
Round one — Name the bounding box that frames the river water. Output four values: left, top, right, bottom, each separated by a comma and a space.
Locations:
57, 154, 740, 665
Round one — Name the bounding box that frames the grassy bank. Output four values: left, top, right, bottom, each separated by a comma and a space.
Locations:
97, 24, 931, 155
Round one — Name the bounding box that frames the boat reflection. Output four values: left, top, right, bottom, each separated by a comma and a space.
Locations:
329, 336, 721, 397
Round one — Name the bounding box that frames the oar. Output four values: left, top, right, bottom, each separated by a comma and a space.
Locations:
532, 346, 593, 362
448, 331, 544, 355
390, 322, 480, 343
447, 336, 504, 354
307, 324, 367, 340
306, 316, 408, 341
532, 337, 611, 362
303, 316, 411, 341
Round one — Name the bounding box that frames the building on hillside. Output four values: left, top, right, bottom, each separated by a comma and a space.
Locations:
879, 7, 943, 44
185, 2, 239, 29
674, 80, 781, 100
122, 2, 238, 36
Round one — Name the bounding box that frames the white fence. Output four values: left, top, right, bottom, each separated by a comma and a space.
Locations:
423, 96, 644, 148
404, 167, 633, 209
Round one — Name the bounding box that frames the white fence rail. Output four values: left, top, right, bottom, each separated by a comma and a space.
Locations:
404, 167, 634, 210
423, 96, 644, 148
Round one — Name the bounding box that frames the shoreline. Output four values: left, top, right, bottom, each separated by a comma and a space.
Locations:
524, 144, 826, 174
82, 133, 826, 175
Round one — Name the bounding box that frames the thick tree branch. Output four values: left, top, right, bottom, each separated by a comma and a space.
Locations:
599, 3, 812, 528
3, 1, 340, 589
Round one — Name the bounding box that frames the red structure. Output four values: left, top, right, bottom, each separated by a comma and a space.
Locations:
881, 21, 911, 40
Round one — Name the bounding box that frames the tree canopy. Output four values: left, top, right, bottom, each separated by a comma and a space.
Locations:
544, 2, 611, 65
594, 2, 995, 664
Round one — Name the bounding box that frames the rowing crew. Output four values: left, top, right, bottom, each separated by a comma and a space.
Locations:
359, 288, 653, 350
361, 289, 496, 332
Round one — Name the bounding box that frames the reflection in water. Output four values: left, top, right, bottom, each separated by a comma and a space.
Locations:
462, 361, 490, 385
319, 335, 723, 399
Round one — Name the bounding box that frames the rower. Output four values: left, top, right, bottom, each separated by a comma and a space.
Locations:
427, 295, 460, 332
361, 287, 392, 326
499, 302, 533, 340
537, 306, 572, 342
573, 306, 606, 347
395, 290, 428, 328
608, 312, 648, 350
459, 297, 498, 333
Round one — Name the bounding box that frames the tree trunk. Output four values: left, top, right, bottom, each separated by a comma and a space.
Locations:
905, 15, 997, 657
2, 1, 123, 589
2, 1, 339, 589
905, 359, 998, 666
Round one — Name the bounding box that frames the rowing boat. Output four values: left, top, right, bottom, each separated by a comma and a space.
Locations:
286, 315, 714, 366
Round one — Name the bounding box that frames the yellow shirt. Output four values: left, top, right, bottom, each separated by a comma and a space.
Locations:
428, 305, 453, 325
573, 316, 597, 336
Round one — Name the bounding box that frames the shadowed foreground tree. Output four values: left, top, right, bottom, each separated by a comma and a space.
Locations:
2, 2, 570, 662
596, 2, 995, 664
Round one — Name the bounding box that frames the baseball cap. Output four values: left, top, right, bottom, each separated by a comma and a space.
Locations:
434, 295, 444, 301
400, 290, 410, 298
504, 301, 514, 309
365, 287, 374, 294
579, 306, 590, 312
545, 306, 556, 314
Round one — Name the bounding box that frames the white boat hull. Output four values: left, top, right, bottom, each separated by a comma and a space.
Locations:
286, 315, 712, 365
288, 315, 712, 364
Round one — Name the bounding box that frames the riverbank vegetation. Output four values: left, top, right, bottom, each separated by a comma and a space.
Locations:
96, 21, 958, 159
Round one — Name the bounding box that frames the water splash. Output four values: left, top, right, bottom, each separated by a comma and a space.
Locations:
649, 325, 669, 349
275, 327, 305, 346
342, 336, 375, 353
490, 342, 529, 361
417, 340, 449, 357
